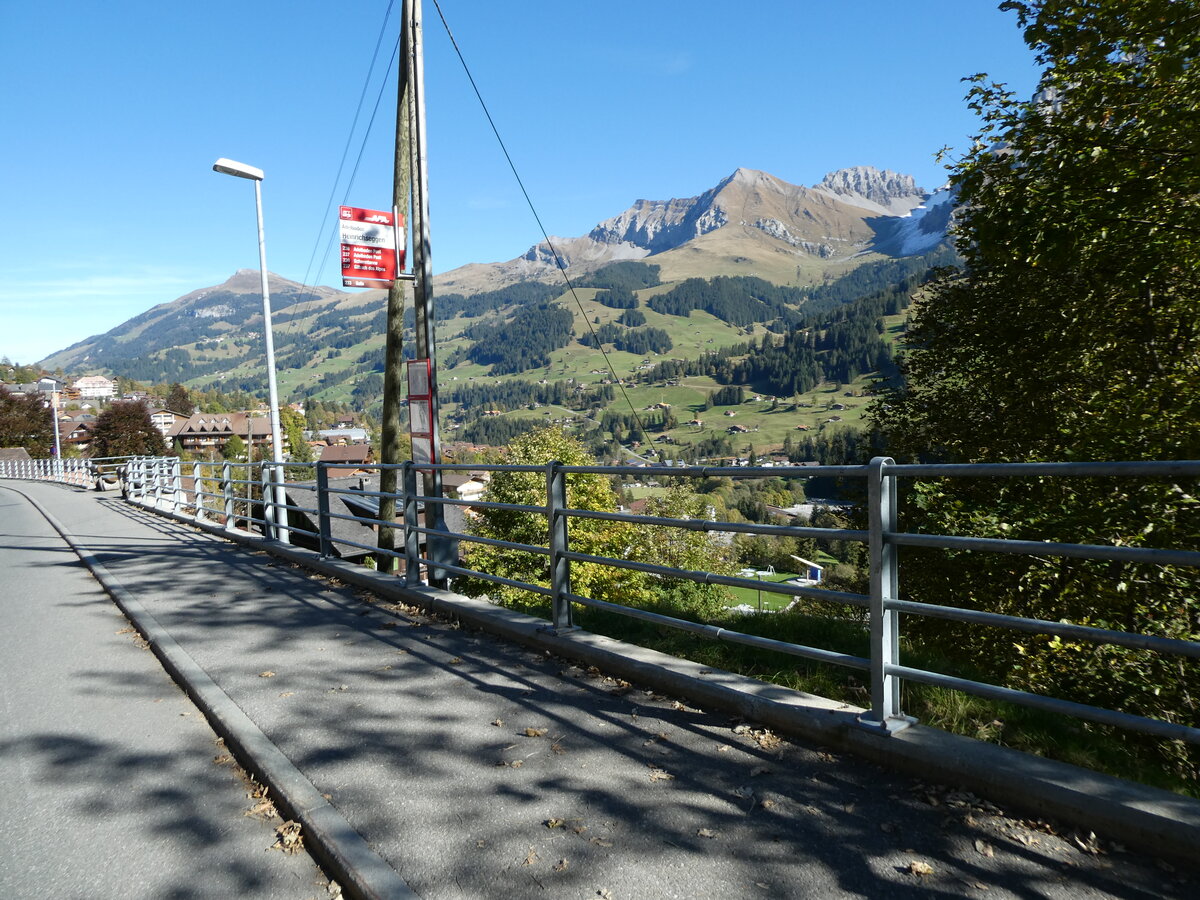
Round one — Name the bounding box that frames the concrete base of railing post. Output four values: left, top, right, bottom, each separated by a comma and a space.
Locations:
536, 623, 580, 637
855, 712, 917, 735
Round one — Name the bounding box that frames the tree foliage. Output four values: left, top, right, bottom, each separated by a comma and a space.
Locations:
0, 387, 54, 456
89, 400, 168, 458
457, 427, 646, 610
457, 427, 733, 620
870, 0, 1200, 778
166, 382, 196, 416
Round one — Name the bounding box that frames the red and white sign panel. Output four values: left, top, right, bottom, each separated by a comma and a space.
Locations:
339, 205, 405, 288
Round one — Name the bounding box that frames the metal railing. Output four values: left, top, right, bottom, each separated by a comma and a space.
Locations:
5, 453, 1198, 747
0, 454, 158, 491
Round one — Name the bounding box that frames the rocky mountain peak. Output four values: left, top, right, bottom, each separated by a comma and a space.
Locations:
814, 166, 926, 216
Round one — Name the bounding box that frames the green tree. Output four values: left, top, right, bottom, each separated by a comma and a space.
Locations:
279, 406, 314, 479
636, 486, 736, 619
871, 0, 1200, 777
222, 434, 247, 462
457, 427, 647, 612
166, 383, 195, 416
0, 387, 54, 456
88, 400, 168, 458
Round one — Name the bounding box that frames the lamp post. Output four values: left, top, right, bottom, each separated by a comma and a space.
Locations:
212, 157, 288, 543
51, 388, 63, 480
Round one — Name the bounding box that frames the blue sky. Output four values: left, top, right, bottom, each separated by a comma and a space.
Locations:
0, 1, 1042, 366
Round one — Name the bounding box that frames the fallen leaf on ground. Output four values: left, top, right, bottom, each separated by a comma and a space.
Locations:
524, 727, 548, 738
278, 691, 295, 698
974, 839, 995, 858
697, 828, 718, 839
546, 818, 565, 828
492, 718, 504, 727
449, 657, 464, 665
271, 821, 303, 854
553, 859, 569, 872
649, 769, 674, 782
259, 670, 276, 678
591, 838, 613, 848
523, 847, 539, 866
246, 796, 277, 819
908, 861, 934, 877
753, 730, 782, 751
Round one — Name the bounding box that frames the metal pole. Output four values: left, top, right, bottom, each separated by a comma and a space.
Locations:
192, 461, 204, 520
222, 461, 235, 531
547, 461, 574, 633
860, 456, 914, 734
51, 390, 63, 481
252, 178, 289, 544
403, 462, 421, 587
316, 463, 333, 559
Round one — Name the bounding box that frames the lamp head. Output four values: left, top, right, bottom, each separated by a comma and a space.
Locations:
212, 158, 264, 181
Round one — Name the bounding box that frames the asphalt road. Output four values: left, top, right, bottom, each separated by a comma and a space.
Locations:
0, 485, 328, 900
2, 480, 1196, 899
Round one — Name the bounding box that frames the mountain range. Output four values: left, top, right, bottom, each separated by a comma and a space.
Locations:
438, 165, 947, 294
39, 166, 955, 401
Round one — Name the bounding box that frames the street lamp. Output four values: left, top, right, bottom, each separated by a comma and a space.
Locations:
212, 157, 288, 543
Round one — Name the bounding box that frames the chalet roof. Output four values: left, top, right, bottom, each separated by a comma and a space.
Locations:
0, 447, 32, 462
170, 411, 273, 439
319, 444, 372, 464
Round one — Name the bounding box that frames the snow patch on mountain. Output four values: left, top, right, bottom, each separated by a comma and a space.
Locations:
891, 185, 957, 255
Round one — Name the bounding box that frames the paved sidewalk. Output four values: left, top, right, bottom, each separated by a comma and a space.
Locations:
0, 485, 328, 899
3, 481, 1196, 899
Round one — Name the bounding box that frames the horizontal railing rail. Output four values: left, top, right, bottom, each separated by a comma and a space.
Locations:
5, 453, 1197, 751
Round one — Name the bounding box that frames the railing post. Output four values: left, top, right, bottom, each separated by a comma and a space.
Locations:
273, 463, 290, 545
403, 462, 421, 587
171, 458, 182, 512
222, 462, 235, 531
153, 458, 164, 508
316, 463, 333, 558
192, 462, 204, 520
261, 465, 276, 540
546, 461, 575, 633
859, 456, 914, 734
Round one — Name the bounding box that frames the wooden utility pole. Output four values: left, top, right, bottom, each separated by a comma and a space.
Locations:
376, 6, 413, 570
407, 0, 445, 505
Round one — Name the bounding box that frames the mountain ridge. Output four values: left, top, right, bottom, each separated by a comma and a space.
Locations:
39, 165, 952, 378
435, 165, 932, 294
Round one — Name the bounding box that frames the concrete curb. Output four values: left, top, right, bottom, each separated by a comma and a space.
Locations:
145, 502, 1200, 868
11, 487, 418, 900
